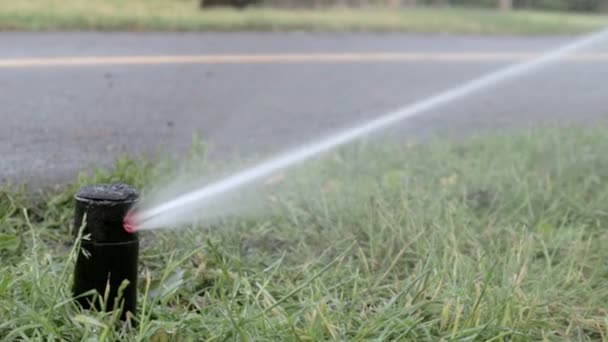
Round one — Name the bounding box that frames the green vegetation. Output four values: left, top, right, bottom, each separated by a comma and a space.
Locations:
448, 0, 608, 12
2, 127, 608, 340
0, 0, 607, 34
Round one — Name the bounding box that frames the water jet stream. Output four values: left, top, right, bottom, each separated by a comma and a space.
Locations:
133, 28, 608, 231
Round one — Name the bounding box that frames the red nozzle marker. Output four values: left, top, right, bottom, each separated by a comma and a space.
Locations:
123, 211, 137, 234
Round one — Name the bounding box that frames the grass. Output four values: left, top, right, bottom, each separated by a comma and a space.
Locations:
0, 0, 607, 34
2, 126, 608, 340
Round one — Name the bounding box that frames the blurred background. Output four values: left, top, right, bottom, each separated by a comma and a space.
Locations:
203, 0, 608, 12
2, 0, 608, 188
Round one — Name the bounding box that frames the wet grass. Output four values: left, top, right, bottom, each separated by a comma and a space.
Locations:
1, 126, 608, 340
0, 0, 607, 34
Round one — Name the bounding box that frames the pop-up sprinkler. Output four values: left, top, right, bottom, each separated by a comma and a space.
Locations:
72, 184, 139, 320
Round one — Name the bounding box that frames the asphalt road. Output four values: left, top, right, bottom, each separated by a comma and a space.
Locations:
2, 32, 608, 188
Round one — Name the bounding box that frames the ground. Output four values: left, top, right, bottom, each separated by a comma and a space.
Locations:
3, 33, 608, 188
1, 127, 608, 340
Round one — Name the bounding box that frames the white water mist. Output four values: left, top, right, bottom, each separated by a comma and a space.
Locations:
133, 28, 608, 231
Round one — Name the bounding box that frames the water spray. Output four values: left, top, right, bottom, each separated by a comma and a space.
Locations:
132, 28, 608, 232
72, 184, 139, 320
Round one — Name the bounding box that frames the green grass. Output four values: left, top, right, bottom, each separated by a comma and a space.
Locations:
2, 126, 608, 340
0, 0, 607, 34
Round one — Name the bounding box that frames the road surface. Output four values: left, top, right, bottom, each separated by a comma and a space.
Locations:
2, 32, 608, 187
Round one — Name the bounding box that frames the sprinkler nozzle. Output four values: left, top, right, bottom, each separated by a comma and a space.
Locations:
123, 211, 137, 234
71, 183, 139, 320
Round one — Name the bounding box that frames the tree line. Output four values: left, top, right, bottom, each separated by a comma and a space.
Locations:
201, 0, 608, 12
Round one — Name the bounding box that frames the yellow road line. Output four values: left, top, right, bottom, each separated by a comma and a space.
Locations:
2, 52, 608, 68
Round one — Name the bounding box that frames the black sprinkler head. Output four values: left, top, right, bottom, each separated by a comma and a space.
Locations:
72, 183, 139, 320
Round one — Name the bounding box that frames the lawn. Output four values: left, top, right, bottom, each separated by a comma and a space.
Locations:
1, 127, 607, 340
0, 0, 607, 34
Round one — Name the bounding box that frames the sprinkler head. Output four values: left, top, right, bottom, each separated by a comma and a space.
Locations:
72, 183, 139, 320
